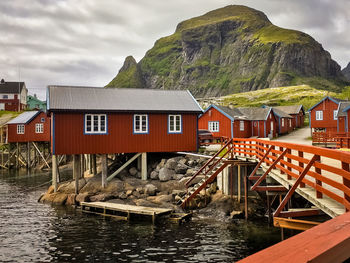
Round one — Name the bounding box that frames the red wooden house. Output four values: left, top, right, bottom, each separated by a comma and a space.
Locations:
337, 102, 350, 133
271, 108, 293, 135
309, 96, 344, 133
273, 105, 305, 129
7, 111, 50, 143
47, 86, 203, 155
0, 79, 28, 111
198, 105, 251, 138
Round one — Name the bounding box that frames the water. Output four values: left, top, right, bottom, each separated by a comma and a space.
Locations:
0, 169, 281, 262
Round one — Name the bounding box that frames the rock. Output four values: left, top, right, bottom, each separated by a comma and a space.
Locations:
165, 158, 178, 170
134, 199, 158, 207
132, 190, 141, 198
144, 184, 158, 196
52, 193, 68, 205
150, 171, 159, 180
230, 211, 244, 219
126, 190, 133, 196
175, 195, 182, 202
89, 194, 112, 202
172, 190, 185, 196
175, 163, 188, 174
66, 194, 77, 206
76, 193, 90, 204
129, 167, 139, 176
147, 194, 173, 204
124, 183, 135, 192
136, 187, 144, 194
178, 158, 187, 165
158, 167, 175, 182
187, 160, 197, 167
47, 185, 54, 194
173, 174, 185, 180
119, 192, 128, 199
156, 159, 167, 171
209, 182, 217, 194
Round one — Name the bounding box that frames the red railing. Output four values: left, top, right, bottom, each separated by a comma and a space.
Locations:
231, 138, 350, 212
312, 132, 350, 148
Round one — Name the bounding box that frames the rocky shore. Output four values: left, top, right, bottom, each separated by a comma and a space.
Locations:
39, 154, 264, 219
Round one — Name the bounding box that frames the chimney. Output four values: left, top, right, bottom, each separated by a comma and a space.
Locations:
0, 79, 4, 84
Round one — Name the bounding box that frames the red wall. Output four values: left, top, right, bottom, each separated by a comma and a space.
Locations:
338, 116, 346, 133
52, 112, 198, 155
291, 110, 304, 128
8, 112, 50, 142
265, 112, 278, 138
278, 117, 293, 134
0, 99, 26, 111
198, 107, 232, 138
310, 98, 338, 132
233, 120, 251, 138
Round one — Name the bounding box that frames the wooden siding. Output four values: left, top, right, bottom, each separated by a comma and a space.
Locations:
290, 110, 304, 128
198, 108, 232, 138
0, 99, 26, 111
310, 98, 338, 131
338, 116, 346, 132
8, 112, 50, 142
52, 112, 198, 155
233, 120, 251, 138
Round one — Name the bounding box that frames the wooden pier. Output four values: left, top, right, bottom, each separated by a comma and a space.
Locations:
81, 202, 174, 223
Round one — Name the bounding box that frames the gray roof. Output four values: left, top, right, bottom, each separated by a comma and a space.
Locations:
273, 105, 304, 115
215, 105, 247, 120
47, 86, 203, 113
0, 79, 26, 94
272, 108, 293, 118
337, 102, 350, 117
7, 111, 40, 124
236, 107, 272, 120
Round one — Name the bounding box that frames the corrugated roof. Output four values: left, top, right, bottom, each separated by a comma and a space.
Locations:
338, 102, 350, 117
47, 86, 203, 113
215, 105, 247, 120
272, 108, 293, 118
236, 107, 271, 120
7, 111, 40, 124
273, 105, 304, 115
0, 80, 26, 94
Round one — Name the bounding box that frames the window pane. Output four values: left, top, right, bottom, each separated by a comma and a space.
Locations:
93, 116, 99, 131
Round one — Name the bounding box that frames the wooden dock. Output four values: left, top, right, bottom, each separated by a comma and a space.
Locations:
81, 202, 174, 223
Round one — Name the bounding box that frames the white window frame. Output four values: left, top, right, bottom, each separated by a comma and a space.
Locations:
289, 119, 291, 127
208, 121, 219, 132
334, 110, 338, 120
239, 121, 244, 131
84, 114, 107, 134
134, 114, 148, 134
35, 123, 44, 133
17, 124, 24, 134
316, 110, 323, 121
168, 114, 182, 133
281, 118, 285, 127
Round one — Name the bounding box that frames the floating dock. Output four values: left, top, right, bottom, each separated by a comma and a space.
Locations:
80, 201, 190, 224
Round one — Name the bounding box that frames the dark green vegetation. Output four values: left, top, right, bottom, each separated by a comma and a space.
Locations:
342, 62, 350, 81
107, 5, 348, 97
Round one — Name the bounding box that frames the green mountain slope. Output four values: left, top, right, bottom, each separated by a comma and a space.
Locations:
107, 5, 348, 97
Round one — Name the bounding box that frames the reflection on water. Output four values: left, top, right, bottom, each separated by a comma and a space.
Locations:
0, 169, 281, 262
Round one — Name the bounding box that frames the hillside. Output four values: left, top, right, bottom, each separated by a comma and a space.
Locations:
342, 62, 350, 81
107, 5, 347, 97
197, 85, 337, 110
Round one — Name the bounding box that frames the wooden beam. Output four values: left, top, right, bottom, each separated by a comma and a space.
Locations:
273, 217, 320, 231
32, 142, 50, 169
73, 154, 80, 194
279, 209, 321, 218
27, 142, 30, 169
107, 153, 141, 182
92, 154, 97, 175
141, 152, 147, 180
254, 186, 288, 192
52, 155, 57, 192
101, 154, 107, 188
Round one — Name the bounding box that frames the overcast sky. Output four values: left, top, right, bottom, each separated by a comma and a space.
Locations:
1, 0, 349, 100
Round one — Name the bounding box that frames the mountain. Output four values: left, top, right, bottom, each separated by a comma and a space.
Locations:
342, 62, 350, 81
107, 5, 347, 97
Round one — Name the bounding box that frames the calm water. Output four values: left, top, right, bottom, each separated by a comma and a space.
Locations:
0, 169, 281, 263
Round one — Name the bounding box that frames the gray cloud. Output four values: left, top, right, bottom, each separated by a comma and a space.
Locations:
0, 0, 349, 100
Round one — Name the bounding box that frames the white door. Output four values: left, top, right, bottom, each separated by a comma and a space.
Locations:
0, 103, 5, 110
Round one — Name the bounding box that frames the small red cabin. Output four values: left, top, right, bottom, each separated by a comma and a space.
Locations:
198, 105, 251, 139
309, 96, 342, 133
274, 105, 305, 129
337, 102, 350, 133
7, 111, 50, 143
272, 108, 293, 135
47, 86, 203, 155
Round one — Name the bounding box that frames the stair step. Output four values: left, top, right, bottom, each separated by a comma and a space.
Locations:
254, 186, 287, 192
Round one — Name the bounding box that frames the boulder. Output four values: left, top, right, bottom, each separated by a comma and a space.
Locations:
185, 168, 197, 177
150, 171, 159, 180
126, 190, 133, 196
165, 158, 178, 170
134, 199, 158, 207
136, 187, 144, 194
129, 167, 139, 176
132, 190, 141, 198
173, 174, 185, 180
89, 193, 113, 202
175, 163, 188, 174
156, 159, 167, 171
147, 194, 173, 204
178, 158, 187, 165
40, 193, 55, 203
158, 167, 175, 182
76, 193, 90, 204
144, 184, 158, 196
119, 192, 128, 199
66, 194, 77, 206
47, 185, 55, 194
124, 183, 135, 192
187, 160, 197, 167
52, 193, 68, 205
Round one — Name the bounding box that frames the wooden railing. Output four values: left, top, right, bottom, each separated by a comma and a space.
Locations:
231, 138, 350, 212
312, 132, 350, 148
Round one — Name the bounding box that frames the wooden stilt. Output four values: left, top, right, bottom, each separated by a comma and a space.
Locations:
238, 165, 241, 203
80, 154, 84, 177
141, 152, 147, 180
89, 154, 93, 174
73, 154, 81, 194
92, 154, 97, 175
244, 170, 248, 220
101, 154, 107, 188
52, 155, 57, 192
27, 142, 30, 169
16, 142, 19, 168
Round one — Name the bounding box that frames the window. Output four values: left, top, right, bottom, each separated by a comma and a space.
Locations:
316, 111, 323, 120
85, 114, 107, 134
35, 123, 43, 133
281, 118, 285, 127
17, 124, 24, 134
2, 95, 8, 99
168, 115, 182, 133
208, 121, 219, 132
41, 118, 45, 122
134, 114, 148, 133
334, 110, 338, 120
239, 121, 244, 131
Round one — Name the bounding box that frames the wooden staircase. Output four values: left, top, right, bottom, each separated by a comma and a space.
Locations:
179, 139, 233, 208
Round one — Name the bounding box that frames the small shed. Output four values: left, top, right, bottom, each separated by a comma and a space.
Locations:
272, 108, 293, 135
7, 111, 50, 143
273, 105, 305, 128
339, 102, 350, 133
198, 104, 251, 139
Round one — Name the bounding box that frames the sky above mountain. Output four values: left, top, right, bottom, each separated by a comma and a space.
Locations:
1, 0, 349, 99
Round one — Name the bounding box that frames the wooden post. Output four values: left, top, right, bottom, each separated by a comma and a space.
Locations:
141, 152, 147, 180
52, 155, 57, 192
16, 142, 19, 168
244, 168, 248, 220
287, 148, 292, 180
342, 162, 350, 211
315, 155, 322, 198
73, 154, 81, 194
80, 154, 84, 177
27, 142, 30, 169
89, 154, 93, 174
237, 165, 241, 203
101, 154, 107, 188
298, 151, 305, 188
92, 154, 97, 175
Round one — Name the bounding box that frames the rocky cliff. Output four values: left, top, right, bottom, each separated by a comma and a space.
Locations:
107, 5, 347, 97
342, 62, 350, 81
